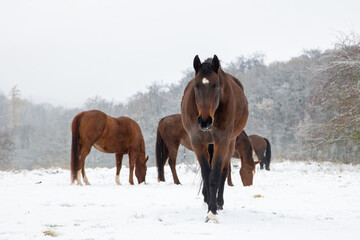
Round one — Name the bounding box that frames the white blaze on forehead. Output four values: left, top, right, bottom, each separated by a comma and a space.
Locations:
202, 78, 210, 85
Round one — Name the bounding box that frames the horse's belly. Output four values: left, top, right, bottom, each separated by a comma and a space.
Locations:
93, 143, 112, 153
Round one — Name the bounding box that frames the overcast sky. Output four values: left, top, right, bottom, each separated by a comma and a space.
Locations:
1, 0, 359, 108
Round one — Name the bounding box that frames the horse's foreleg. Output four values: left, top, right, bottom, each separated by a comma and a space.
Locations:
192, 139, 212, 221
129, 154, 135, 185
227, 163, 234, 186
208, 159, 221, 214
202, 181, 208, 203
115, 153, 123, 185
195, 152, 211, 205
208, 140, 233, 214
200, 159, 211, 206
168, 149, 181, 184
217, 166, 229, 210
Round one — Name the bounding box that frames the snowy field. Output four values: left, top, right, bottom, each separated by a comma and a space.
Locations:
1, 160, 360, 240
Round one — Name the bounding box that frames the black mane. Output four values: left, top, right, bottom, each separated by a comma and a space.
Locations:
200, 58, 220, 76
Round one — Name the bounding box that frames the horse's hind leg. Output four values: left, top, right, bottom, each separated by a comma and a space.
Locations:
81, 168, 91, 185
115, 153, 123, 185
265, 158, 270, 171
256, 151, 264, 170
77, 145, 91, 185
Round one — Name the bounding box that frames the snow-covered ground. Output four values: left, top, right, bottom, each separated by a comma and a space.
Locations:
1, 160, 359, 240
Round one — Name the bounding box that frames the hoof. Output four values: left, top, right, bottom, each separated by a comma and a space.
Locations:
73, 177, 83, 186
83, 178, 91, 186
205, 212, 218, 223
115, 176, 121, 185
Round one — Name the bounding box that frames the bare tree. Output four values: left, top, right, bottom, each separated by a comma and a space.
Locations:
298, 33, 360, 161
8, 85, 23, 129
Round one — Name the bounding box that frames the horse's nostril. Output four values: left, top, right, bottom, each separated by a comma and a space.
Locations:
197, 116, 202, 125
206, 116, 212, 126
198, 116, 213, 130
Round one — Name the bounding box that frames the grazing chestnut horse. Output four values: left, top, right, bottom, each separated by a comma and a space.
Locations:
232, 131, 258, 186
249, 134, 271, 170
71, 110, 149, 185
181, 55, 249, 222
156, 114, 257, 186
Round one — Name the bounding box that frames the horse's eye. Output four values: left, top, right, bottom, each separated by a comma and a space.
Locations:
194, 84, 199, 90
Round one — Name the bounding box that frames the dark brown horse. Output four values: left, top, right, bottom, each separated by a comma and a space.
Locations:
249, 134, 271, 170
181, 55, 249, 222
71, 110, 149, 185
156, 114, 257, 186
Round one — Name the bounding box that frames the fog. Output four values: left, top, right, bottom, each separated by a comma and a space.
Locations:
1, 0, 359, 107
0, 1, 359, 169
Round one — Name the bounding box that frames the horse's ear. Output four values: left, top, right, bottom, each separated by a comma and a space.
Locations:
193, 55, 201, 74
145, 155, 149, 162
211, 55, 220, 73
254, 160, 261, 165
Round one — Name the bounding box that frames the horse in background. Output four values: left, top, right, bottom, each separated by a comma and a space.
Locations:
71, 110, 149, 185
156, 114, 258, 186
249, 134, 271, 170
232, 131, 259, 186
181, 55, 249, 222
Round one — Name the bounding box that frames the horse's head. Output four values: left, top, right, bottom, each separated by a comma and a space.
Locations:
135, 155, 149, 184
193, 55, 222, 131
240, 159, 260, 186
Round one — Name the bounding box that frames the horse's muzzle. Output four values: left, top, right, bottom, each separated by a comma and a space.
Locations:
198, 116, 213, 131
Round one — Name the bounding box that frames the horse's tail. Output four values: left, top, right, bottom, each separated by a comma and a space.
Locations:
264, 138, 271, 164
155, 124, 167, 182
71, 113, 82, 184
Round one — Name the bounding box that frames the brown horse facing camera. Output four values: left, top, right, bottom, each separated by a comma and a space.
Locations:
181, 55, 249, 222
70, 110, 149, 185
249, 134, 271, 170
156, 114, 258, 186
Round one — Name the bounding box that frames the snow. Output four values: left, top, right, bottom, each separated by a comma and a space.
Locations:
1, 160, 360, 240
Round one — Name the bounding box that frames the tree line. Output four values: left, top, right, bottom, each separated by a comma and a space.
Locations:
0, 34, 359, 170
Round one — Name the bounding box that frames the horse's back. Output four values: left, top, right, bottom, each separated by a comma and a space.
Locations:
224, 72, 249, 138
159, 114, 191, 150
249, 134, 266, 151
227, 73, 244, 91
